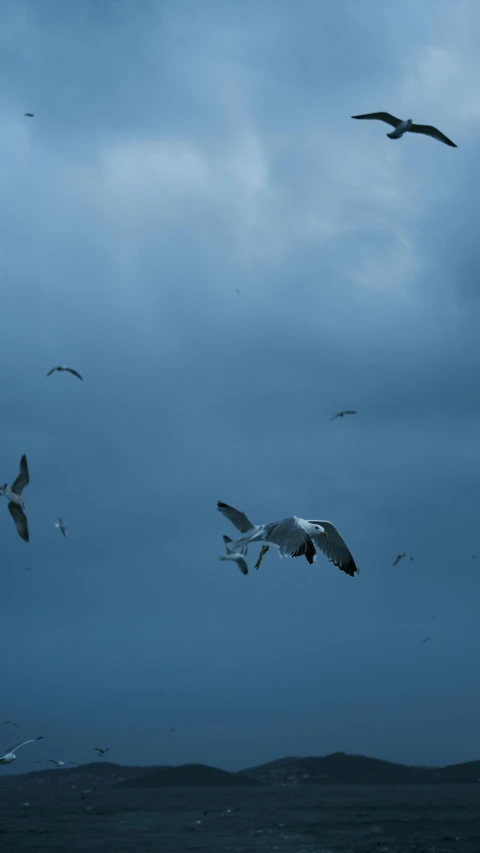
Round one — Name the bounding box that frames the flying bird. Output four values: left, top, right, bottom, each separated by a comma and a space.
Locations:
55, 517, 68, 538
392, 552, 414, 566
24, 113, 34, 117
217, 502, 255, 555
218, 501, 357, 575
46, 759, 82, 767
1, 455, 30, 542
219, 535, 248, 575
94, 747, 109, 756
46, 366, 83, 380
330, 410, 357, 421
421, 636, 431, 644
351, 113, 457, 147
4, 721, 18, 728
0, 736, 43, 765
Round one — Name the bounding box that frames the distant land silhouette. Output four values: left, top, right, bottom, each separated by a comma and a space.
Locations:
1, 753, 479, 789
116, 763, 259, 788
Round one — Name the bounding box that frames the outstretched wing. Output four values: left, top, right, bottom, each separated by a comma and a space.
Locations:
309, 521, 357, 576
65, 367, 83, 380
234, 556, 248, 575
8, 504, 29, 542
409, 124, 457, 147
217, 501, 256, 533
10, 736, 43, 752
11, 455, 29, 495
46, 367, 58, 376
351, 112, 402, 128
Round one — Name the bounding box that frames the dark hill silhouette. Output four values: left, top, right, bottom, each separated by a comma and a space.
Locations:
241, 752, 480, 785
116, 763, 259, 788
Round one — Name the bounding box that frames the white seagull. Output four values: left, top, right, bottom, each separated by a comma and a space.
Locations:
217, 501, 357, 575
55, 517, 68, 538
46, 759, 82, 768
1, 454, 30, 542
0, 736, 43, 765
219, 535, 248, 575
351, 112, 457, 147
46, 366, 83, 380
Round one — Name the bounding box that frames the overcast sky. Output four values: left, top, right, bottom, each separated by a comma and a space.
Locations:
0, 0, 479, 775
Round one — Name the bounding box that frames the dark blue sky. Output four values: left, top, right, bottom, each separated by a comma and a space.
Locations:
0, 0, 479, 773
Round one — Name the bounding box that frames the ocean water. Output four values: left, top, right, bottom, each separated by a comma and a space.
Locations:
0, 784, 479, 852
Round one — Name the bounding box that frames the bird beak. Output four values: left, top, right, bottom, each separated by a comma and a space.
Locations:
321, 530, 328, 537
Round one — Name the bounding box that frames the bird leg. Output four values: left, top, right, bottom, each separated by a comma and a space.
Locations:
254, 545, 269, 570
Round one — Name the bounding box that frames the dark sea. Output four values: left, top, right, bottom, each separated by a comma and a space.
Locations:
1, 784, 479, 852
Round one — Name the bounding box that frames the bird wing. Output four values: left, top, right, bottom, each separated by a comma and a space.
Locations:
9, 739, 38, 752
46, 367, 58, 376
217, 501, 256, 533
408, 124, 457, 147
223, 534, 247, 556
308, 521, 357, 576
233, 556, 248, 575
11, 455, 29, 495
392, 553, 404, 566
330, 412, 342, 420
263, 518, 316, 564
66, 761, 82, 765
351, 112, 402, 128
8, 504, 29, 542
65, 368, 83, 380
344, 410, 357, 415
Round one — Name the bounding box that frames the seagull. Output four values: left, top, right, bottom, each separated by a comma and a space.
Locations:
4, 721, 18, 728
0, 736, 43, 765
218, 501, 357, 575
330, 410, 357, 421
46, 759, 82, 768
24, 113, 34, 117
351, 113, 457, 147
392, 552, 414, 566
219, 535, 248, 575
46, 366, 83, 380
55, 517, 68, 538
217, 502, 259, 557
1, 455, 30, 542
421, 636, 431, 644
94, 747, 109, 756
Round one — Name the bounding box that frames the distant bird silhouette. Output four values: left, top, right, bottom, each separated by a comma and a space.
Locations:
0, 736, 43, 765
46, 759, 82, 767
94, 747, 109, 756
392, 552, 413, 566
351, 113, 457, 147
421, 636, 431, 644
47, 366, 83, 380
24, 113, 34, 118
55, 517, 68, 538
4, 721, 18, 728
330, 410, 357, 421
1, 455, 30, 542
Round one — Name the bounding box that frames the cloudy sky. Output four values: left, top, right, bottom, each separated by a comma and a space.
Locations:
0, 0, 479, 774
